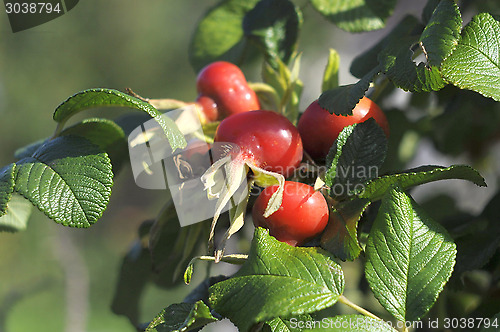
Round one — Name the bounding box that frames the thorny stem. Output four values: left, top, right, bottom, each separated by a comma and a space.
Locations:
338, 295, 382, 321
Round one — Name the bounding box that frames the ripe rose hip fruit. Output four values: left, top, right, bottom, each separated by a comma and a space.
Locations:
195, 95, 219, 123
298, 97, 389, 160
214, 110, 303, 178
202, 110, 303, 252
252, 181, 329, 246
196, 61, 260, 119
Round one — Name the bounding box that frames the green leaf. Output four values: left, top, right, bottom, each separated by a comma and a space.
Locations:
14, 139, 47, 160
210, 275, 337, 331
183, 275, 229, 305
350, 15, 423, 78
53, 88, 186, 151
365, 186, 456, 321
0, 194, 32, 233
0, 163, 16, 217
454, 228, 500, 274
149, 201, 207, 286
359, 165, 487, 201
265, 317, 290, 332
16, 119, 128, 173
209, 228, 344, 331
60, 118, 125, 152
322, 49, 340, 91
378, 37, 446, 92
318, 66, 380, 116
325, 119, 388, 199
442, 13, 500, 101
377, 2, 460, 93
262, 56, 303, 123
145, 300, 218, 332
111, 224, 152, 325
453, 190, 500, 274
422, 0, 441, 25
481, 189, 500, 222
419, 0, 461, 67
428, 88, 500, 156
243, 0, 302, 69
320, 198, 371, 261
325, 125, 354, 191
309, 0, 397, 33
60, 118, 128, 171
308, 315, 398, 331
14, 136, 113, 228
264, 314, 313, 332
189, 0, 259, 72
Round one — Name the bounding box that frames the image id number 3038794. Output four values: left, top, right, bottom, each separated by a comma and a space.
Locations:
5, 2, 62, 14
441, 317, 499, 330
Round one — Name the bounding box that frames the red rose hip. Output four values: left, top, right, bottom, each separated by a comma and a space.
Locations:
196, 61, 260, 119
252, 181, 329, 246
214, 110, 303, 178
298, 97, 389, 160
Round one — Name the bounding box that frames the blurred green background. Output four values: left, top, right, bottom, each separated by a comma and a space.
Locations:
0, 1, 498, 332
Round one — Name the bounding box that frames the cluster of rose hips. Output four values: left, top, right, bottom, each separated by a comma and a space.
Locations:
188, 61, 389, 248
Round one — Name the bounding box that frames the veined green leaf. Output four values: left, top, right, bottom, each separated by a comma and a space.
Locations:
442, 13, 500, 101
358, 165, 486, 201
320, 198, 371, 261
210, 275, 338, 332
209, 228, 344, 331
145, 300, 218, 332
325, 119, 387, 199
419, 0, 461, 67
264, 314, 313, 332
189, 0, 259, 72
378, 37, 446, 92
319, 66, 380, 116
53, 88, 186, 151
365, 186, 456, 321
0, 194, 32, 233
0, 163, 16, 216
376, 1, 461, 92
243, 0, 302, 69
309, 0, 397, 33
325, 125, 355, 190
14, 136, 113, 228
351, 15, 423, 78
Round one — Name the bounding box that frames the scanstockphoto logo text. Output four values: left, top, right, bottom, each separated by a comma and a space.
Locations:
4, 0, 80, 32
289, 316, 500, 330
